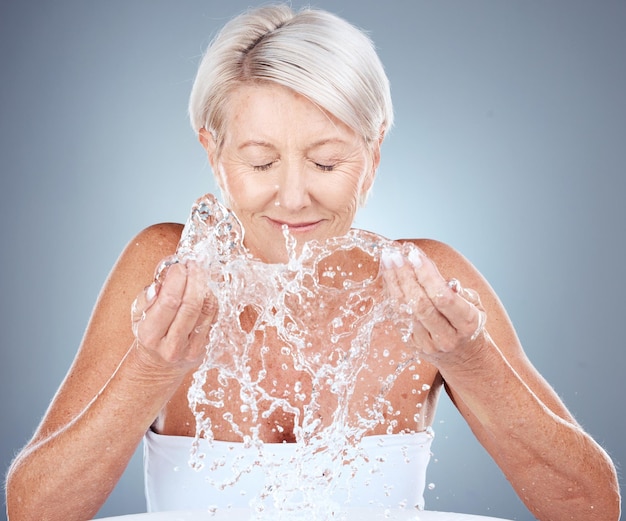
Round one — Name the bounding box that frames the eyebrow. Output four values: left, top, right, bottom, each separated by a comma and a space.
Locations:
238, 140, 276, 151
308, 138, 350, 149
237, 138, 350, 151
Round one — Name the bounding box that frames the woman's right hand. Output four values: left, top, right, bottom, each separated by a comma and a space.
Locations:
131, 259, 217, 372
6, 223, 212, 521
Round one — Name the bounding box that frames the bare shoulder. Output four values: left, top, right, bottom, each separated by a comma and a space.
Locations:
132, 221, 184, 250
116, 222, 184, 272
94, 222, 185, 307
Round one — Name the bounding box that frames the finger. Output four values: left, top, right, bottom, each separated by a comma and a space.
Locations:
380, 250, 405, 301
409, 253, 484, 340
399, 262, 451, 329
382, 249, 454, 337
131, 282, 159, 327
163, 261, 208, 343
188, 291, 218, 352
138, 262, 189, 345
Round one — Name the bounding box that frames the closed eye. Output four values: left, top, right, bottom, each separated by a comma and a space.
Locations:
315, 163, 335, 172
253, 162, 274, 172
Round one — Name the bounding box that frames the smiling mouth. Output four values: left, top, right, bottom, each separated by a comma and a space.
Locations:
267, 218, 323, 232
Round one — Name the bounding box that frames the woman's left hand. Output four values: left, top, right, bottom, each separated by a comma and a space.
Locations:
381, 247, 487, 365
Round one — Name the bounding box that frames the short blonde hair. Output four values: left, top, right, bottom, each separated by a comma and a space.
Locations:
188, 4, 393, 153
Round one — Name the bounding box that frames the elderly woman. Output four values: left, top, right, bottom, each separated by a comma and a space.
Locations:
5, 5, 620, 521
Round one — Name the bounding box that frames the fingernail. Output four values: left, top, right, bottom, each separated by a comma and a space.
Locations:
381, 250, 404, 268
408, 249, 423, 268
145, 283, 157, 302
381, 250, 393, 269
391, 251, 404, 267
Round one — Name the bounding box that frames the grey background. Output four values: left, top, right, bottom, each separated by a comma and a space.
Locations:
1, 1, 624, 520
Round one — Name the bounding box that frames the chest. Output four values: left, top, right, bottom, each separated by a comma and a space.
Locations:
160, 324, 439, 443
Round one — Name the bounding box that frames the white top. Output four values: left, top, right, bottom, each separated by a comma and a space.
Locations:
97, 509, 514, 521
143, 430, 434, 513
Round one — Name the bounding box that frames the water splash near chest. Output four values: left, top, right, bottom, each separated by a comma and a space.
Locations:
155, 194, 425, 518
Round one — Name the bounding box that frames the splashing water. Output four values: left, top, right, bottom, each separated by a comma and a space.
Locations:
150, 194, 426, 519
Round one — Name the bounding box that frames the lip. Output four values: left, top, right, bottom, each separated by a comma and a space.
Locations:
266, 217, 323, 233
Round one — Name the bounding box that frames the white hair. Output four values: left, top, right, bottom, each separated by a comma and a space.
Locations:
188, 4, 393, 153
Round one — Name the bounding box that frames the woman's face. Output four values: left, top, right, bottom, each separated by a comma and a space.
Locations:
200, 83, 379, 263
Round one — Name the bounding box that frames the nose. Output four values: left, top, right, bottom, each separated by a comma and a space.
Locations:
275, 162, 311, 211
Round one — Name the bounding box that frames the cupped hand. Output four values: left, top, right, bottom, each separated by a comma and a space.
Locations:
131, 259, 217, 372
381, 247, 487, 365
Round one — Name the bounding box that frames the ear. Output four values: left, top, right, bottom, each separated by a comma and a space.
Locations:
199, 128, 217, 166
198, 128, 226, 192
359, 135, 382, 206
371, 134, 382, 176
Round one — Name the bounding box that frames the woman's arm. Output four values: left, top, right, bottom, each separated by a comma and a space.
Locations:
382, 239, 620, 521
5, 223, 216, 521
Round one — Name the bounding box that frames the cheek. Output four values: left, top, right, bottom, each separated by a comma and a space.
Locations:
321, 172, 369, 212
219, 167, 274, 210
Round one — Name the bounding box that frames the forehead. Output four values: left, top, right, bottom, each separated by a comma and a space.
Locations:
222, 82, 358, 145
